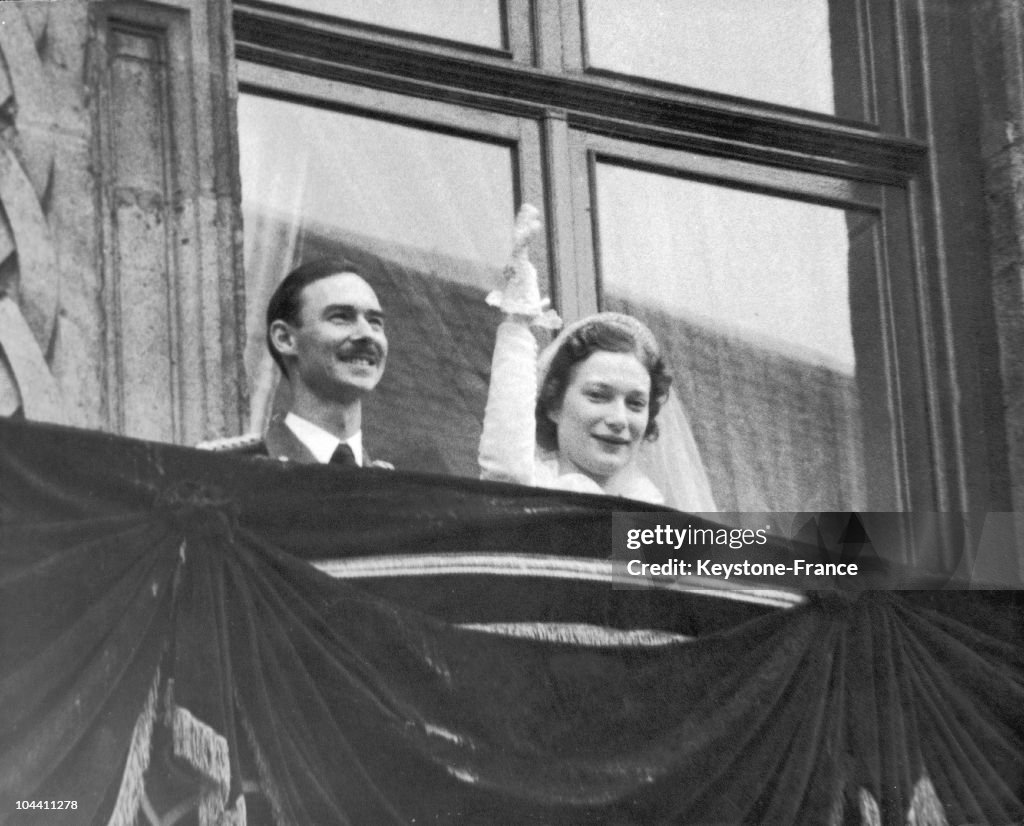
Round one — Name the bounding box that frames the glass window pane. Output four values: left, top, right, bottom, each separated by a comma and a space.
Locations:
274, 0, 505, 49
596, 162, 887, 511
583, 0, 861, 116
239, 93, 518, 475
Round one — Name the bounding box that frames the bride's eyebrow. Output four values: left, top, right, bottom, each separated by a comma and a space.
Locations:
582, 380, 646, 394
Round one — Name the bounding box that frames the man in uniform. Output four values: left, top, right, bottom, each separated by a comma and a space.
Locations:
202, 258, 392, 468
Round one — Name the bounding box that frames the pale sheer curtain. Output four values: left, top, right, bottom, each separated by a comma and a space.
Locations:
583, 0, 838, 115
239, 121, 309, 435
596, 164, 872, 512
272, 0, 504, 48
580, 0, 879, 511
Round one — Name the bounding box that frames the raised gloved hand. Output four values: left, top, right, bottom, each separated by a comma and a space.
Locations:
486, 204, 561, 329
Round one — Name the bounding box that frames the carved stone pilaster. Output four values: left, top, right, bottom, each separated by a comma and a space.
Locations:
89, 0, 246, 443
0, 0, 245, 443
0, 2, 65, 424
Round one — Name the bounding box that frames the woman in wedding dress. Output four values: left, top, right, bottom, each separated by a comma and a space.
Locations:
478, 206, 717, 511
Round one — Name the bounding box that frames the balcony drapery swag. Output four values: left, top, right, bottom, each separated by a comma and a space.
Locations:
0, 419, 1021, 825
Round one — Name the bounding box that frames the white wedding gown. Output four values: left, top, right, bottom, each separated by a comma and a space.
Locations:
479, 204, 717, 511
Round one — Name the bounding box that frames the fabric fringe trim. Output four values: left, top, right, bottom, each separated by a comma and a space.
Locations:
858, 787, 882, 826
240, 708, 292, 826
164, 678, 245, 826
170, 703, 231, 802
907, 775, 948, 826
831, 774, 948, 826
105, 665, 162, 826
199, 791, 247, 826
458, 621, 691, 647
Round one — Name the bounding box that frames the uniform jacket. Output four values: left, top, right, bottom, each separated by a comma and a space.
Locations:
198, 415, 394, 469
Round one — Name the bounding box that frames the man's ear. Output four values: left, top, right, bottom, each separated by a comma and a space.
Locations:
268, 319, 296, 359
546, 403, 561, 427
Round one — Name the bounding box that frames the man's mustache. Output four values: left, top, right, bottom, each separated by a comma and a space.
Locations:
337, 342, 384, 362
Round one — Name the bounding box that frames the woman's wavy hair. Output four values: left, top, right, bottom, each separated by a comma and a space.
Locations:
535, 314, 672, 452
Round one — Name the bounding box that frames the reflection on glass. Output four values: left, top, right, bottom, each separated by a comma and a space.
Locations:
238, 94, 516, 475
584, 0, 846, 115
596, 162, 879, 511
274, 0, 504, 49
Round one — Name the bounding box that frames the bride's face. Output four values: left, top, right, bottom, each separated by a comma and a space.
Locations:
547, 349, 651, 484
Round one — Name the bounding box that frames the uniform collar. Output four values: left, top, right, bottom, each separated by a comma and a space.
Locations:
283, 412, 363, 466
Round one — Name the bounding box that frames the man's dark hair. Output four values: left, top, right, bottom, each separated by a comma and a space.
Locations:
265, 257, 362, 376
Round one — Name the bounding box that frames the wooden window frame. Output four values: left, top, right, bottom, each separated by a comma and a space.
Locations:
232, 0, 1003, 563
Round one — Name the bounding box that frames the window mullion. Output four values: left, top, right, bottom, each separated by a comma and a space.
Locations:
565, 134, 600, 320
540, 110, 580, 319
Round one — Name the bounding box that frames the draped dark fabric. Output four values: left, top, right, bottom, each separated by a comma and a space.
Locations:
1, 419, 1022, 826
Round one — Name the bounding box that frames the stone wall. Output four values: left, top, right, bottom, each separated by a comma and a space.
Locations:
0, 0, 246, 443
973, 0, 1024, 523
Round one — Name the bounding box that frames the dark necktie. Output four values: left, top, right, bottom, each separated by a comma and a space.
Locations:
329, 443, 358, 467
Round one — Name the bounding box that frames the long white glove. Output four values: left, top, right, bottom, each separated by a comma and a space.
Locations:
479, 205, 561, 483
479, 320, 540, 485
485, 204, 560, 328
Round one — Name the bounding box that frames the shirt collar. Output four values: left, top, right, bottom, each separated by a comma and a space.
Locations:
284, 412, 364, 466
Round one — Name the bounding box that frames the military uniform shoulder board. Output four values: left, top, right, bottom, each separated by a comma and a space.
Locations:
196, 433, 264, 453
368, 459, 395, 470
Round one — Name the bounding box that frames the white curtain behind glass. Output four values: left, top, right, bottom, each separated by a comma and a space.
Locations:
597, 165, 868, 512
584, 0, 836, 114
272, 0, 503, 48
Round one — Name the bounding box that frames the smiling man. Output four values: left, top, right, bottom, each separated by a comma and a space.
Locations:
257, 257, 393, 468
